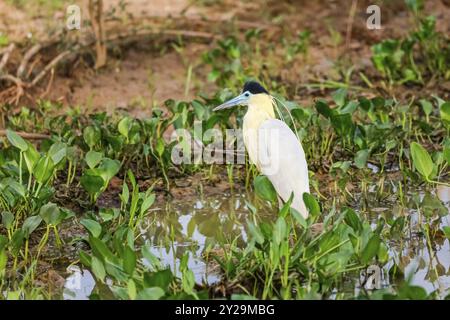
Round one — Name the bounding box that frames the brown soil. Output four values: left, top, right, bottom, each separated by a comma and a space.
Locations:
1, 0, 449, 113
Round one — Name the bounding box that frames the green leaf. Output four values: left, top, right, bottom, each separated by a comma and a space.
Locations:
247, 221, 264, 244
144, 269, 173, 291
410, 142, 434, 180
254, 175, 277, 203
361, 234, 381, 264
6, 130, 28, 151
80, 174, 104, 195
354, 149, 369, 169
33, 156, 55, 184
123, 246, 137, 275
443, 226, 450, 239
23, 142, 40, 174
118, 117, 132, 139
1, 211, 14, 230
332, 88, 347, 107
83, 126, 101, 149
273, 217, 287, 245
22, 215, 42, 238
48, 142, 67, 165
80, 218, 102, 237
419, 99, 433, 117
302, 193, 320, 217
344, 208, 362, 233
136, 287, 165, 300
39, 202, 61, 226
85, 150, 103, 169
91, 256, 106, 282
140, 194, 155, 215
96, 158, 120, 182
440, 102, 450, 126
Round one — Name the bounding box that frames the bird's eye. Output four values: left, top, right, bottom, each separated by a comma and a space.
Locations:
245, 92, 250, 97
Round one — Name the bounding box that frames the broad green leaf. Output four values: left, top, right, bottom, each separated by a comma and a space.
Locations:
83, 126, 101, 149
140, 194, 155, 215
23, 142, 39, 174
1, 211, 14, 229
80, 174, 104, 195
410, 142, 434, 180
273, 217, 287, 245
91, 256, 106, 282
6, 130, 28, 151
123, 246, 137, 275
39, 202, 62, 226
302, 193, 320, 217
247, 221, 264, 244
22, 215, 42, 238
136, 287, 165, 300
354, 149, 369, 169
254, 175, 277, 203
85, 150, 103, 169
33, 156, 55, 184
48, 142, 67, 165
118, 117, 132, 139
361, 234, 381, 264
80, 218, 102, 237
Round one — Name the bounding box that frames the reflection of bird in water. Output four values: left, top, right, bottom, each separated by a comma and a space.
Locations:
214, 81, 311, 218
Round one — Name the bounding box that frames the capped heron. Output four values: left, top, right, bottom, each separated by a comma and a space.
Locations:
214, 81, 310, 218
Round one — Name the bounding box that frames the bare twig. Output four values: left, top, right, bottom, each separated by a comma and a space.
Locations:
0, 129, 50, 139
16, 44, 42, 79
88, 0, 107, 69
0, 43, 16, 73
345, 0, 359, 51
29, 50, 71, 87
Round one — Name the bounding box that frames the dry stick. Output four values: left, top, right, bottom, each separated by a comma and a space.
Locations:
16, 44, 42, 79
345, 0, 359, 51
0, 129, 50, 139
0, 43, 15, 73
39, 68, 54, 99
29, 50, 72, 87
88, 0, 107, 69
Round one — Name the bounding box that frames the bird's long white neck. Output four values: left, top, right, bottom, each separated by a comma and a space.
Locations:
242, 94, 275, 167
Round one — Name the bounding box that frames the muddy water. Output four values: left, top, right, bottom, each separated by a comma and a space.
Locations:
63, 187, 450, 300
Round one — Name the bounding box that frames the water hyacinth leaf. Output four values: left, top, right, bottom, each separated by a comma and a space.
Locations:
1, 211, 14, 230
83, 126, 101, 149
118, 117, 133, 139
2, 178, 26, 197
443, 226, 450, 239
332, 88, 347, 107
85, 150, 103, 169
6, 130, 28, 151
315, 99, 333, 118
440, 102, 450, 126
254, 175, 277, 203
344, 208, 362, 233
140, 194, 155, 215
39, 202, 61, 225
127, 279, 137, 300
23, 142, 40, 173
273, 217, 287, 245
354, 149, 369, 169
22, 215, 42, 238
247, 221, 264, 244
80, 174, 104, 195
410, 142, 434, 180
96, 158, 121, 182
80, 218, 102, 237
419, 99, 433, 118
137, 287, 165, 300
91, 256, 106, 282
123, 246, 137, 275
48, 142, 67, 165
34, 156, 55, 184
144, 269, 173, 291
361, 234, 381, 264
302, 193, 320, 217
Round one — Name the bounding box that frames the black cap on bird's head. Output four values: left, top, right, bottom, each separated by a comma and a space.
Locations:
243, 81, 269, 95
213, 80, 269, 111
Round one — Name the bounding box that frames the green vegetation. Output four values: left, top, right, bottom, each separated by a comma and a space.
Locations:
0, 0, 449, 300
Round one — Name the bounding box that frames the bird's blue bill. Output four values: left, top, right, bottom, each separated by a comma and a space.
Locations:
213, 92, 250, 111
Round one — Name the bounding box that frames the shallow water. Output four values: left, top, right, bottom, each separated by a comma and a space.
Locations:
63, 186, 450, 299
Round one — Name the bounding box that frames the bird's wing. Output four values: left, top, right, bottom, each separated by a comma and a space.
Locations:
258, 119, 310, 218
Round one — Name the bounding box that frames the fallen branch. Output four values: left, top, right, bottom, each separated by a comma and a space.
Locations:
0, 43, 16, 73
0, 129, 50, 140
16, 44, 42, 79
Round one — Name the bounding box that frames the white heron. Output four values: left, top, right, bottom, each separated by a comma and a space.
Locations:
214, 81, 311, 218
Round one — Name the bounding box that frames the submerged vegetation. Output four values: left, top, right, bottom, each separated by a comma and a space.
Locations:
0, 0, 449, 300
